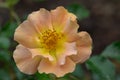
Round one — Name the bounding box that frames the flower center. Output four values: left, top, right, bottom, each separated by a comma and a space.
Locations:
39, 29, 64, 52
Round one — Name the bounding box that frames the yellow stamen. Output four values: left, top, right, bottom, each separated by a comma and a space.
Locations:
39, 29, 65, 53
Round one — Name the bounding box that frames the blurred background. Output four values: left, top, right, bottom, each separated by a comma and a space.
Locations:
0, 0, 120, 80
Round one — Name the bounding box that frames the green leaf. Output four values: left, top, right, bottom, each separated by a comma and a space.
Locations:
57, 77, 68, 80
0, 36, 10, 49
36, 73, 52, 80
6, 0, 19, 7
1, 21, 18, 38
72, 64, 84, 79
57, 74, 70, 80
86, 56, 115, 80
0, 0, 19, 8
0, 69, 11, 80
0, 3, 8, 8
116, 74, 120, 80
92, 73, 101, 80
67, 4, 90, 20
57, 74, 80, 80
0, 51, 10, 62
101, 41, 120, 61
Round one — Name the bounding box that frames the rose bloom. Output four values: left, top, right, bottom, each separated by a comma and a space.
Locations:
13, 6, 92, 77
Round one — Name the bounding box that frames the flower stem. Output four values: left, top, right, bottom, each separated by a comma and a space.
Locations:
10, 8, 21, 25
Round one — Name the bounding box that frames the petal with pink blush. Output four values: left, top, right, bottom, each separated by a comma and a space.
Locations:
13, 45, 41, 74
14, 20, 41, 48
70, 31, 92, 63
28, 8, 52, 32
38, 57, 75, 77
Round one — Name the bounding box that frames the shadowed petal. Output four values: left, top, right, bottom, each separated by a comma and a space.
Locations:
38, 57, 75, 77
70, 31, 92, 63
13, 45, 41, 74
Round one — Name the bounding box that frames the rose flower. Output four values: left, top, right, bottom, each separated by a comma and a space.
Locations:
13, 6, 92, 77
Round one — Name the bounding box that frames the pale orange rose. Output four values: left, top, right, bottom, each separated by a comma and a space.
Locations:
13, 6, 92, 77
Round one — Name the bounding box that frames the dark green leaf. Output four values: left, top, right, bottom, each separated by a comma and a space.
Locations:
67, 4, 90, 20
1, 21, 18, 38
0, 69, 11, 80
72, 64, 84, 79
57, 77, 68, 80
6, 0, 19, 7
86, 56, 115, 80
57, 74, 70, 80
101, 41, 120, 61
116, 74, 120, 80
57, 74, 80, 80
0, 36, 10, 49
36, 73, 52, 80
0, 51, 10, 62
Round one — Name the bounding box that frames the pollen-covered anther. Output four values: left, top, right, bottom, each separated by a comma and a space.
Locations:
39, 29, 63, 51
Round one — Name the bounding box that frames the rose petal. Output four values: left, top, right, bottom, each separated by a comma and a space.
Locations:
28, 8, 52, 32
57, 42, 77, 65
29, 48, 54, 61
13, 45, 41, 74
51, 6, 76, 31
70, 47, 92, 63
68, 13, 77, 22
38, 57, 75, 77
14, 20, 41, 48
76, 31, 92, 47
63, 20, 79, 42
70, 31, 92, 63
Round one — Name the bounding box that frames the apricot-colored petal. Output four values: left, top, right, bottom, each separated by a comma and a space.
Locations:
63, 20, 79, 42
70, 31, 92, 63
68, 13, 77, 22
13, 45, 41, 74
38, 57, 75, 77
29, 48, 54, 61
70, 47, 92, 63
51, 6, 76, 31
76, 31, 92, 47
28, 8, 52, 32
57, 42, 77, 65
14, 20, 41, 48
